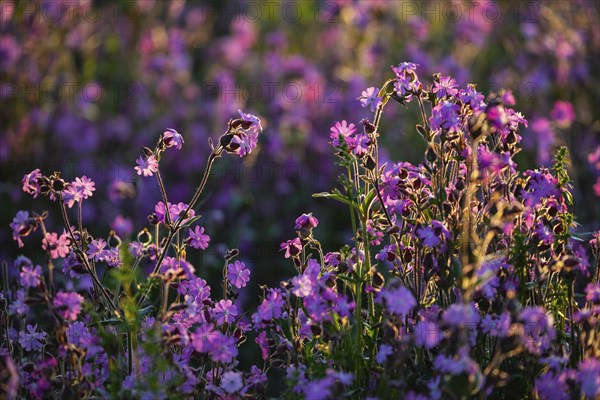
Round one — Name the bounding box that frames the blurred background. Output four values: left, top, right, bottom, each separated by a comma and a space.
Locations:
1, 0, 599, 300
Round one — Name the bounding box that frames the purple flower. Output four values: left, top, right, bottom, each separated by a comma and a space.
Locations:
430, 101, 462, 133
111, 215, 133, 238
129, 241, 145, 258
10, 210, 34, 248
280, 238, 302, 258
19, 324, 46, 352
329, 120, 356, 147
134, 155, 159, 177
162, 128, 184, 150
458, 84, 485, 110
191, 324, 219, 354
155, 201, 195, 225
72, 176, 95, 199
180, 277, 211, 304
42, 232, 70, 259
519, 307, 555, 355
208, 332, 238, 363
414, 320, 442, 349
8, 289, 29, 316
291, 274, 314, 298
416, 225, 439, 247
62, 184, 83, 208
213, 299, 238, 325
376, 343, 393, 364
54, 291, 84, 321
391, 62, 418, 76
22, 169, 42, 198
295, 213, 319, 230
238, 109, 263, 133
228, 109, 262, 157
86, 239, 107, 262
227, 260, 251, 289
521, 170, 561, 208
255, 331, 269, 360
585, 283, 600, 303
432, 75, 458, 99
98, 247, 121, 268
254, 288, 285, 323
383, 285, 416, 317
480, 313, 511, 337
578, 358, 600, 398
358, 87, 383, 112
187, 226, 210, 250
220, 371, 243, 394
443, 303, 481, 328
19, 264, 42, 289
352, 133, 371, 156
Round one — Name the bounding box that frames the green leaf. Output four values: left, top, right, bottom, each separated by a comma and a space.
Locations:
313, 189, 356, 208
137, 305, 156, 319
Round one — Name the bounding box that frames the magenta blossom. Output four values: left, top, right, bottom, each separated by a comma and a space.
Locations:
227, 260, 251, 289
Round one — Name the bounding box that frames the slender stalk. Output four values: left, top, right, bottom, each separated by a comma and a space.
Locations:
154, 169, 172, 226
137, 149, 222, 306
58, 198, 120, 315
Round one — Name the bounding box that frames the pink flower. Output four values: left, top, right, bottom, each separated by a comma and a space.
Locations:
53, 291, 84, 321
329, 120, 356, 147
62, 185, 83, 208
551, 101, 575, 128
42, 232, 70, 259
213, 299, 238, 325
72, 176, 95, 199
19, 264, 42, 288
134, 155, 159, 177
227, 260, 250, 289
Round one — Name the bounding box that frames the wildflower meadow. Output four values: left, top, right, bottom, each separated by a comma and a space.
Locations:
1, 1, 600, 399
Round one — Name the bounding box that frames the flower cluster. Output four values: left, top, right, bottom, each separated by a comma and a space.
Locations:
3, 62, 599, 400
